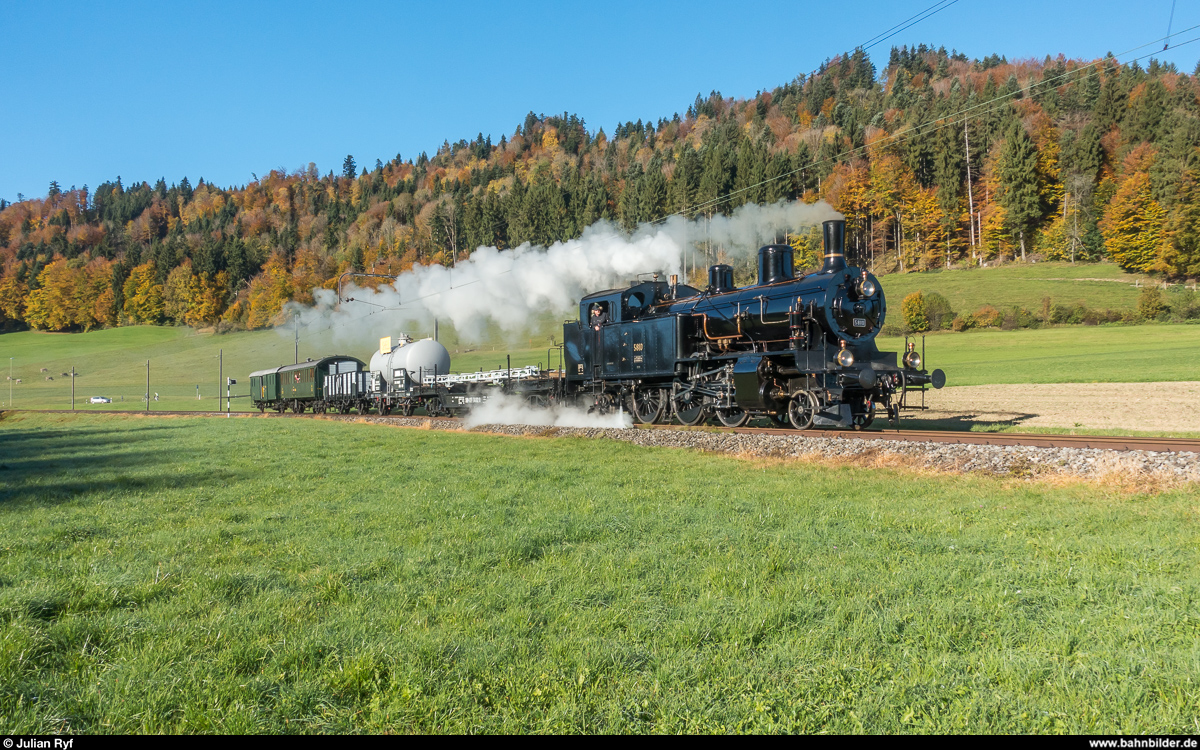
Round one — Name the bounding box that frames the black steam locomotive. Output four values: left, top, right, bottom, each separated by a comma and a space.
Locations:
561, 219, 944, 429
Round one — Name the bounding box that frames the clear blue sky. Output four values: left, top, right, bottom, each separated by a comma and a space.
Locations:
3, 0, 1197, 203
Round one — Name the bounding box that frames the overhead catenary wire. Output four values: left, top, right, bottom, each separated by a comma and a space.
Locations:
1165, 0, 1178, 49
856, 0, 961, 53
673, 24, 1200, 221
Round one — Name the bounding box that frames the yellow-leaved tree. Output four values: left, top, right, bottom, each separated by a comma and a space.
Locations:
163, 262, 198, 324
0, 274, 29, 325
246, 253, 292, 329
1100, 171, 1164, 272
122, 262, 164, 323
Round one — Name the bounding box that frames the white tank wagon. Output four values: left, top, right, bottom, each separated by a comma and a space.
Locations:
369, 335, 452, 390
365, 334, 563, 417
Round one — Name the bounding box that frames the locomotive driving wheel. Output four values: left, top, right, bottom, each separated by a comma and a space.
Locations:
715, 406, 750, 428
630, 387, 666, 425
672, 386, 708, 426
787, 391, 818, 431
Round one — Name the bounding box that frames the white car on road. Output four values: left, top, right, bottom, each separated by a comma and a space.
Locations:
89, 396, 112, 404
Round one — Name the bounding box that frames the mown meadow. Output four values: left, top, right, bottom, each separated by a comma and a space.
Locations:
1, 413, 1196, 733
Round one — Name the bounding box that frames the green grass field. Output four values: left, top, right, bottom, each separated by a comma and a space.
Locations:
0, 323, 562, 412
0, 259, 1193, 411
879, 324, 1200, 386
0, 412, 1196, 733
878, 260, 1155, 316
2, 322, 1196, 411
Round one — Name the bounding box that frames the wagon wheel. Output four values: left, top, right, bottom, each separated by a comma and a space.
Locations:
401, 401, 414, 417
527, 394, 550, 409
787, 391, 818, 431
258, 404, 265, 414
629, 387, 665, 425
672, 386, 708, 427
588, 393, 617, 415
426, 397, 442, 417
379, 403, 391, 416
852, 400, 876, 431
715, 406, 750, 428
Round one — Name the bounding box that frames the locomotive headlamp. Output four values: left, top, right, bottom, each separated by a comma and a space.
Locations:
836, 346, 855, 368
903, 350, 922, 369
858, 277, 877, 298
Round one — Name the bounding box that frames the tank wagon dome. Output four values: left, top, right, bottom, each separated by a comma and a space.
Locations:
369, 335, 452, 386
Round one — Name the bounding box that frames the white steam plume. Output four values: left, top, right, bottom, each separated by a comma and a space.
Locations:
462, 392, 633, 430
286, 200, 841, 348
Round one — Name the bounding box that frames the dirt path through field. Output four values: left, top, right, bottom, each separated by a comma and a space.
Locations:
918, 382, 1200, 432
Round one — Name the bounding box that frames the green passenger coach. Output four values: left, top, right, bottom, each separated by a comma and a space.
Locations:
250, 356, 365, 413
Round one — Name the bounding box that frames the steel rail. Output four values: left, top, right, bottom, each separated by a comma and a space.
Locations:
6, 410, 1199, 453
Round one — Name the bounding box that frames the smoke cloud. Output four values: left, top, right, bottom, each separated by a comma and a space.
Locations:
287, 199, 841, 348
462, 392, 633, 430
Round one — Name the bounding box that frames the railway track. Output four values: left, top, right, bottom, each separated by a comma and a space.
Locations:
7, 409, 1200, 454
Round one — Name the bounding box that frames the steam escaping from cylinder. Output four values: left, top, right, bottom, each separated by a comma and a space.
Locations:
462, 393, 633, 429
286, 200, 842, 348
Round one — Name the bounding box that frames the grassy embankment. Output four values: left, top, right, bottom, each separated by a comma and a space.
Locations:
878, 259, 1157, 314
0, 412, 1196, 733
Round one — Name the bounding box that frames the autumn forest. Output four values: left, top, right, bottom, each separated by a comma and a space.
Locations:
2, 45, 1199, 333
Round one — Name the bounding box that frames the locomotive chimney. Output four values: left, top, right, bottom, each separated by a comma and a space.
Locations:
821, 219, 847, 274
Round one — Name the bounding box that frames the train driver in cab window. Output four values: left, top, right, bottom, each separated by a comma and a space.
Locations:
590, 302, 609, 330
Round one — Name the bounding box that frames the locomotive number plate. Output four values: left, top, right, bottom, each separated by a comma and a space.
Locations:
853, 317, 867, 328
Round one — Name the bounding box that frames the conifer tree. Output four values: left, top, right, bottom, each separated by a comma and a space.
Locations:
998, 121, 1041, 259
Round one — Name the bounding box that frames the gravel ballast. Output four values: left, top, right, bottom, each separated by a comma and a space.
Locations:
328, 415, 1200, 482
